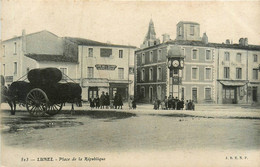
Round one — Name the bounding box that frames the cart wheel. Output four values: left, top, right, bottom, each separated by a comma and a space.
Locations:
26, 88, 49, 116
46, 103, 63, 115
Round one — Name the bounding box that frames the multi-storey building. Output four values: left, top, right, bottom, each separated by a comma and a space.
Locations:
65, 37, 136, 101
1, 30, 136, 102
135, 20, 260, 104
1, 30, 78, 85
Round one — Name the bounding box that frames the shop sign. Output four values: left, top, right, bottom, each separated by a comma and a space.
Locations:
95, 64, 117, 70
5, 76, 13, 82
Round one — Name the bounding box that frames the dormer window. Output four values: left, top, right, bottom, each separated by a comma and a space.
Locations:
190, 25, 194, 36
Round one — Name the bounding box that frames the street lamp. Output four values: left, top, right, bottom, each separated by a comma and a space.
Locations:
167, 46, 184, 99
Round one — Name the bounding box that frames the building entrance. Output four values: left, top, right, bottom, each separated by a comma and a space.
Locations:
88, 87, 99, 100
252, 87, 258, 102
222, 86, 237, 104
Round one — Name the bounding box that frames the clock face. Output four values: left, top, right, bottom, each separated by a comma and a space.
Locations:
172, 60, 179, 67
180, 60, 184, 67
168, 60, 172, 67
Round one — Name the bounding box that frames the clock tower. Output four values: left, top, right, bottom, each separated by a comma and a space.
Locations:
167, 46, 184, 98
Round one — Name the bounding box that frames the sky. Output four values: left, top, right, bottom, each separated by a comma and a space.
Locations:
1, 0, 260, 47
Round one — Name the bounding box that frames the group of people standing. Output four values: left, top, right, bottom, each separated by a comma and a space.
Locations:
153, 95, 195, 110
89, 91, 124, 109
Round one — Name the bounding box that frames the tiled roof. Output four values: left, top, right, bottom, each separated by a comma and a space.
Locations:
25, 54, 78, 63
65, 37, 136, 49
136, 39, 260, 52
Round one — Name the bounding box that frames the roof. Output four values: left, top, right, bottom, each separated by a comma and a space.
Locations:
2, 30, 58, 42
25, 54, 78, 63
65, 37, 136, 49
136, 39, 260, 52
177, 21, 200, 25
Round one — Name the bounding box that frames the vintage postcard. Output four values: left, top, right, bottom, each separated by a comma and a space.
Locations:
1, 0, 260, 167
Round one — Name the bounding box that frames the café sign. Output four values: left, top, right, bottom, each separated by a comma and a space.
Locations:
95, 64, 117, 70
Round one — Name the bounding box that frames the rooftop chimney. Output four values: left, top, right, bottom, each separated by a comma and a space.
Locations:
244, 38, 248, 46
162, 34, 170, 43
202, 32, 208, 44
239, 38, 245, 46
225, 39, 230, 44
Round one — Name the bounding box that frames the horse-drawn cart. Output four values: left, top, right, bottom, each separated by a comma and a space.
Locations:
4, 68, 82, 116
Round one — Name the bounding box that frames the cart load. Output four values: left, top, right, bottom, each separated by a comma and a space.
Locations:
28, 68, 62, 85
6, 67, 82, 116
1, 75, 5, 86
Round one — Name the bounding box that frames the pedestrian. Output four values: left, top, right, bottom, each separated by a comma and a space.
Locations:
180, 98, 184, 110
153, 98, 158, 110
94, 95, 100, 109
185, 100, 189, 110
118, 93, 123, 109
188, 99, 192, 110
132, 98, 137, 109
172, 97, 176, 110
105, 92, 110, 109
114, 92, 118, 109
129, 97, 133, 109
168, 95, 172, 109
100, 91, 105, 109
191, 100, 195, 110
164, 96, 168, 110
161, 100, 165, 110
89, 96, 95, 109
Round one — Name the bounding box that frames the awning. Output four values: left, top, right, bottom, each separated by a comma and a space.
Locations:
219, 80, 248, 86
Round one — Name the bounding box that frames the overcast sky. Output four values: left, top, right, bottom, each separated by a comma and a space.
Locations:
1, 0, 260, 47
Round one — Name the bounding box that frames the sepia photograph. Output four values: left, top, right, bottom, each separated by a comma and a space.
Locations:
1, 0, 260, 166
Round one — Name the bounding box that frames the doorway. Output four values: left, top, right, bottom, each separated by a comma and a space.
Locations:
192, 87, 197, 102
88, 87, 98, 100
252, 87, 258, 102
149, 87, 153, 103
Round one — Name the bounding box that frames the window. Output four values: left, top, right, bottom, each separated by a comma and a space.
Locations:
236, 53, 241, 62
224, 67, 230, 79
157, 67, 162, 80
149, 68, 153, 80
141, 68, 145, 81
253, 54, 258, 62
150, 51, 153, 62
3, 45, 5, 57
158, 49, 162, 61
192, 67, 198, 80
13, 62, 17, 75
224, 52, 230, 61
192, 49, 198, 60
190, 25, 194, 35
60, 67, 68, 79
119, 50, 123, 58
178, 26, 182, 36
118, 68, 124, 79
100, 48, 112, 57
87, 67, 94, 78
88, 48, 93, 57
253, 69, 258, 80
236, 68, 242, 79
206, 50, 211, 60
142, 53, 145, 64
14, 42, 17, 54
157, 86, 161, 100
205, 88, 212, 100
205, 68, 211, 80
3, 64, 5, 75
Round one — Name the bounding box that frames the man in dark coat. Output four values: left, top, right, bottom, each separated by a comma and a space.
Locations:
105, 92, 110, 109
94, 95, 100, 109
100, 92, 105, 109
118, 93, 123, 109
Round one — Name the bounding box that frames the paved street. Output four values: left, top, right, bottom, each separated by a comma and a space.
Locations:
1, 103, 260, 151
